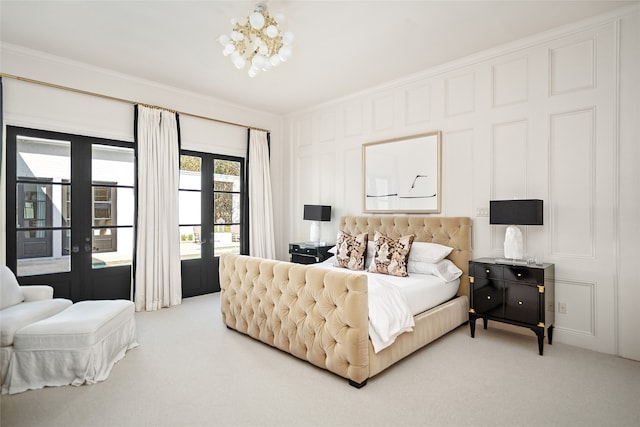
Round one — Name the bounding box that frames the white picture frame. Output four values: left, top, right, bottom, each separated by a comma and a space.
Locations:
362, 131, 442, 213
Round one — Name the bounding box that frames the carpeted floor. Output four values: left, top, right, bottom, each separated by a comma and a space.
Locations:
1, 293, 638, 427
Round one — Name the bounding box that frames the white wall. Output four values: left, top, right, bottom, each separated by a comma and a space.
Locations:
283, 7, 640, 360
617, 8, 640, 362
0, 44, 286, 264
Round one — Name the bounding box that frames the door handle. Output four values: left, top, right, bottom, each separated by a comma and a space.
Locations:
84, 243, 92, 253
72, 244, 80, 253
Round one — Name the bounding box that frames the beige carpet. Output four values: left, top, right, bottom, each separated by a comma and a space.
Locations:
1, 293, 638, 427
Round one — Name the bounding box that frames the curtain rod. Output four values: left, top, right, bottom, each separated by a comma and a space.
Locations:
0, 73, 270, 133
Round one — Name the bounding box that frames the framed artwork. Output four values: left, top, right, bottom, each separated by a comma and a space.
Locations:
362, 131, 442, 213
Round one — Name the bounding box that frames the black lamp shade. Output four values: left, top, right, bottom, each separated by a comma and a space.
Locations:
303, 205, 331, 221
490, 199, 543, 225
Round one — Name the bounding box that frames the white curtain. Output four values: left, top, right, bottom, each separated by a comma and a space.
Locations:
248, 130, 276, 258
134, 105, 182, 311
0, 78, 5, 265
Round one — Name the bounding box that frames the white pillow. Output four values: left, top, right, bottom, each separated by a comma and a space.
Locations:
1, 265, 24, 310
365, 240, 375, 268
408, 242, 453, 263
407, 259, 462, 282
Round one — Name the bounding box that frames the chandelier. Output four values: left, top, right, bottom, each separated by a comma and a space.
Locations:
218, 3, 293, 77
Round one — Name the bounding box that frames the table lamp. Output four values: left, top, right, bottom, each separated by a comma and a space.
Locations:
303, 205, 331, 244
490, 199, 543, 261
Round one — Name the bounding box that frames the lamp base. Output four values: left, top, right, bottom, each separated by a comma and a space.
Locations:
309, 221, 320, 243
503, 225, 523, 260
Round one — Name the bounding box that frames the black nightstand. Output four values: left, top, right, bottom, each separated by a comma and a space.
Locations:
468, 258, 555, 355
288, 243, 333, 264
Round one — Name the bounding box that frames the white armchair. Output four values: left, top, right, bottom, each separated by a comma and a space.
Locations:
0, 265, 72, 384
17, 284, 54, 302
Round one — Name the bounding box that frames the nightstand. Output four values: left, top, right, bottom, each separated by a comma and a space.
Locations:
468, 258, 555, 355
288, 243, 333, 264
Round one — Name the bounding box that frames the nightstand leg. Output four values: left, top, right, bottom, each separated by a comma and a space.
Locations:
483, 318, 488, 329
469, 314, 476, 338
548, 325, 554, 345
532, 328, 545, 355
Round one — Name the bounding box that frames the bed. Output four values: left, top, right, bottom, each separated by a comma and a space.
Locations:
219, 216, 472, 387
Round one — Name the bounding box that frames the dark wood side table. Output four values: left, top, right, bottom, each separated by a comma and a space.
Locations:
288, 243, 333, 264
468, 258, 555, 355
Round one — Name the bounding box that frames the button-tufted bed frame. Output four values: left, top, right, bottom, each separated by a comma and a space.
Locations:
219, 216, 472, 388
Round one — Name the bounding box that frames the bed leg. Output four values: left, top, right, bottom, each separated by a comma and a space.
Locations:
349, 379, 368, 389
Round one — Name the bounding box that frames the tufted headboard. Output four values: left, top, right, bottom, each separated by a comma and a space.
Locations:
339, 216, 472, 297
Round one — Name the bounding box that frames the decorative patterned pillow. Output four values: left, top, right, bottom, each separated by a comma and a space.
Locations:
334, 231, 368, 270
368, 232, 415, 277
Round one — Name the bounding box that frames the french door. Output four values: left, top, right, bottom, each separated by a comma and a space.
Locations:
6, 126, 134, 301
179, 150, 246, 296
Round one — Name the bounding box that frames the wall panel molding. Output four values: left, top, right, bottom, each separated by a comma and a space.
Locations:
549, 37, 596, 96
372, 93, 395, 132
319, 152, 336, 204
344, 102, 364, 137
442, 129, 474, 215
404, 83, 431, 125
492, 56, 529, 107
490, 119, 528, 251
549, 107, 596, 258
554, 278, 596, 336
343, 146, 363, 217
296, 116, 312, 148
445, 72, 475, 117
491, 119, 529, 198
314, 110, 336, 143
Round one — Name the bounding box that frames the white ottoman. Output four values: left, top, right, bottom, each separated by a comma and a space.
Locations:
2, 300, 138, 394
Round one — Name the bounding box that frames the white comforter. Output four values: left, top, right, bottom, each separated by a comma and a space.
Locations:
315, 259, 459, 353
365, 274, 415, 352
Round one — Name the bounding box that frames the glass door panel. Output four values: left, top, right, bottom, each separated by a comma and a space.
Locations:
213, 159, 242, 256
15, 137, 71, 276
179, 191, 202, 260
179, 155, 202, 260
91, 145, 135, 269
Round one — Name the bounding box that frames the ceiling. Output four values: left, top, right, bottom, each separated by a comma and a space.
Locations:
1, 1, 636, 115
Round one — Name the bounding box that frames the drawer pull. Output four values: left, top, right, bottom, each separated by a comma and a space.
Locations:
517, 273, 522, 277
518, 301, 523, 305
486, 269, 490, 273
487, 296, 491, 300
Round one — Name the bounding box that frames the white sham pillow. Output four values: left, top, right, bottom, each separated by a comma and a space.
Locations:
408, 242, 453, 263
365, 240, 375, 268
407, 259, 462, 282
